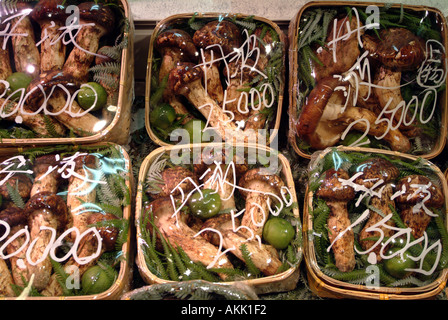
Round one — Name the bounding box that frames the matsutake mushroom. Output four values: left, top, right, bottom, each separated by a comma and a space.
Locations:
30, 155, 61, 196
394, 175, 444, 239
30, 0, 68, 72
168, 62, 240, 140
0, 173, 32, 202
66, 154, 97, 239
316, 168, 356, 272
147, 166, 198, 200
0, 98, 67, 137
63, 2, 115, 81
145, 197, 234, 279
26, 70, 103, 136
0, 38, 13, 93
200, 213, 283, 276
353, 158, 399, 261
296, 76, 411, 152
24, 192, 69, 291
193, 20, 242, 105
238, 168, 285, 238
0, 207, 27, 296
155, 29, 198, 123
312, 14, 363, 82
362, 28, 426, 71
11, 3, 40, 78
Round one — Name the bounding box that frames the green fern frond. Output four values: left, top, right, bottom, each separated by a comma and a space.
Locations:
6, 181, 25, 209
240, 244, 261, 277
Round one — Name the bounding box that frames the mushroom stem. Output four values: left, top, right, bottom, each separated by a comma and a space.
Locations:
30, 155, 60, 197
198, 50, 224, 105
0, 98, 67, 137
11, 5, 40, 78
146, 197, 234, 279
316, 168, 356, 272
0, 38, 13, 93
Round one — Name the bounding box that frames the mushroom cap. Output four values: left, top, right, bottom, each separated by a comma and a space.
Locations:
223, 58, 258, 83
238, 167, 285, 198
148, 166, 198, 199
168, 62, 203, 96
0, 207, 27, 236
316, 168, 355, 202
394, 175, 444, 208
353, 158, 399, 189
68, 154, 97, 183
0, 174, 33, 200
156, 29, 198, 62
30, 0, 67, 23
87, 212, 120, 251
77, 2, 115, 32
24, 191, 68, 231
26, 70, 81, 109
193, 20, 242, 55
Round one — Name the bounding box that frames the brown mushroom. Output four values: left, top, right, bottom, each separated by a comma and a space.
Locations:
11, 3, 40, 78
312, 14, 363, 82
362, 28, 426, 71
26, 70, 103, 136
30, 155, 61, 196
145, 197, 234, 279
200, 213, 282, 276
66, 154, 97, 239
353, 158, 399, 260
0, 174, 32, 201
24, 192, 68, 290
168, 62, 239, 140
0, 207, 28, 296
30, 0, 68, 71
238, 168, 285, 238
316, 168, 356, 272
296, 76, 411, 152
63, 2, 115, 81
193, 20, 242, 105
394, 175, 444, 239
194, 150, 248, 212
0, 98, 67, 137
147, 166, 198, 200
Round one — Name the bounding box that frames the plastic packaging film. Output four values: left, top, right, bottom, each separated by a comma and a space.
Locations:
0, 0, 133, 146
135, 143, 302, 295
304, 146, 448, 298
145, 13, 285, 147
288, 2, 448, 160
0, 144, 132, 300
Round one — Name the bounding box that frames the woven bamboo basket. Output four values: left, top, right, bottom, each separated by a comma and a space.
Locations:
0, 0, 134, 146
145, 13, 286, 148
134, 142, 302, 295
287, 1, 448, 160
303, 146, 448, 300
0, 143, 133, 300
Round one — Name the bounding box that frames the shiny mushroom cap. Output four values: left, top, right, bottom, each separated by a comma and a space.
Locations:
394, 175, 444, 208
193, 20, 242, 56
26, 70, 81, 109
77, 2, 115, 32
238, 167, 285, 199
316, 168, 355, 202
168, 62, 203, 96
148, 166, 198, 199
30, 0, 67, 23
156, 29, 198, 62
33, 154, 60, 176
353, 158, 399, 189
87, 212, 120, 251
24, 191, 69, 231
